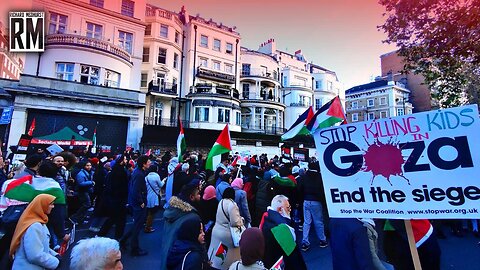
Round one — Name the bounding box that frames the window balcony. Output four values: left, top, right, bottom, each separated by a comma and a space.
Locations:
46, 33, 131, 63
148, 82, 177, 95
144, 117, 190, 127
241, 68, 279, 81
196, 67, 235, 84
289, 102, 310, 107
191, 84, 239, 99
241, 124, 286, 135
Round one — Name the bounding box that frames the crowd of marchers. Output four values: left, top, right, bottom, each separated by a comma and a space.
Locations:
0, 148, 478, 269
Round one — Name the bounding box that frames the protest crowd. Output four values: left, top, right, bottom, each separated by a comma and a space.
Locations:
0, 145, 477, 270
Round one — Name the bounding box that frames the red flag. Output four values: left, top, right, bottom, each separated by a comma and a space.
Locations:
27, 118, 36, 136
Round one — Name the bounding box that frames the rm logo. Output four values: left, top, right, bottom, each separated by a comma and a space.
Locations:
9, 11, 45, 52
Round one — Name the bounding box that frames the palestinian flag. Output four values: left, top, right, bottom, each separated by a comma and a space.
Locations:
272, 175, 297, 187
307, 96, 346, 134
281, 107, 314, 141
271, 223, 296, 256
177, 118, 186, 162
27, 118, 36, 136
4, 175, 66, 204
205, 124, 232, 171
214, 242, 228, 264
270, 256, 285, 270
411, 219, 433, 247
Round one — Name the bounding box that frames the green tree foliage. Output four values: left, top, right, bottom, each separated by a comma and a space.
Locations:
379, 0, 480, 108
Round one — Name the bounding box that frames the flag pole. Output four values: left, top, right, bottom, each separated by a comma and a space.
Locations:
404, 220, 423, 270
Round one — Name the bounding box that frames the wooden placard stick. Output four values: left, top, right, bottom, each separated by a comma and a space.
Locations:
404, 219, 423, 270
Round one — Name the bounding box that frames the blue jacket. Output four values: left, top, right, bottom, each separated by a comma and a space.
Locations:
233, 187, 251, 225
75, 169, 94, 193
215, 181, 230, 201
128, 167, 147, 208
329, 218, 376, 270
166, 240, 205, 270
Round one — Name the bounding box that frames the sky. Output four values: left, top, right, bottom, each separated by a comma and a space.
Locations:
150, 0, 397, 89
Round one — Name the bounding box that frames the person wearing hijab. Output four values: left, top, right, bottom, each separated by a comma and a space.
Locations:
198, 185, 218, 248
231, 178, 252, 227
166, 216, 209, 270
10, 194, 60, 270
229, 227, 266, 270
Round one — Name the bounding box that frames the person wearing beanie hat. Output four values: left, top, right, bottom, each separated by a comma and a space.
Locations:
229, 228, 266, 270
232, 178, 252, 227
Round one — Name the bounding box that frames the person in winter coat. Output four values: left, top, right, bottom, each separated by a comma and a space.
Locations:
198, 185, 218, 248
145, 164, 164, 233
10, 194, 60, 270
208, 187, 244, 270
330, 218, 385, 270
231, 178, 251, 227
167, 218, 210, 270
260, 195, 306, 270
160, 179, 202, 270
70, 161, 94, 224
216, 173, 232, 201
122, 155, 151, 256
229, 227, 266, 270
98, 155, 129, 240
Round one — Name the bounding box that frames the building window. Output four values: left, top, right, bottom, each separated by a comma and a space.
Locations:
315, 98, 321, 110
104, 69, 120, 87
380, 111, 388, 118
145, 24, 151, 36
397, 108, 405, 116
118, 31, 133, 54
142, 47, 149, 62
351, 101, 358, 109
242, 64, 250, 75
121, 0, 135, 17
327, 81, 333, 90
242, 84, 249, 99
199, 58, 208, 67
218, 108, 230, 123
89, 0, 104, 8
200, 35, 208, 47
157, 48, 167, 64
80, 64, 100, 85
141, 73, 148, 87
283, 76, 288, 86
55, 63, 74, 81
225, 64, 233, 74
352, 113, 358, 122
86, 22, 103, 39
213, 61, 220, 71
48, 12, 67, 34
195, 107, 209, 122
213, 39, 221, 51
173, 53, 179, 69
236, 112, 241, 125
175, 31, 180, 44
368, 112, 375, 120
226, 42, 233, 54
160, 24, 168, 38
315, 80, 322, 89
380, 97, 387, 105
367, 98, 374, 107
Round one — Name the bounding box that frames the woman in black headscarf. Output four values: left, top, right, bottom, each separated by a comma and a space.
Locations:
167, 218, 210, 270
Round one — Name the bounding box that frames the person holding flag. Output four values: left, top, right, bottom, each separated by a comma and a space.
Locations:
259, 195, 306, 270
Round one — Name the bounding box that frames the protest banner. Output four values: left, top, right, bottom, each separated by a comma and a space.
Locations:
313, 105, 480, 219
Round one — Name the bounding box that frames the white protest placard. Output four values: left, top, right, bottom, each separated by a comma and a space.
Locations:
46, 144, 64, 155
314, 105, 480, 219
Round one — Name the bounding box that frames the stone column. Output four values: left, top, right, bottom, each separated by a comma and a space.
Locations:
261, 107, 265, 129
252, 106, 256, 129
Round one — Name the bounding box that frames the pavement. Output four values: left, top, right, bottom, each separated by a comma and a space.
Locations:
58, 213, 480, 270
